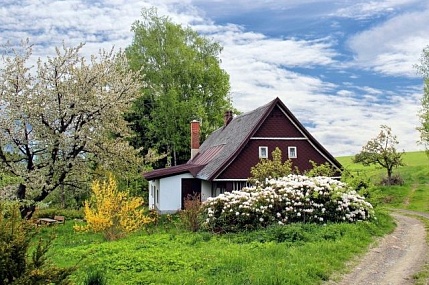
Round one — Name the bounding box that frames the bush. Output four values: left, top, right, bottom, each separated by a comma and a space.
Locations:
0, 202, 74, 284
179, 193, 202, 232
201, 175, 374, 232
74, 173, 153, 240
82, 269, 107, 285
379, 174, 404, 186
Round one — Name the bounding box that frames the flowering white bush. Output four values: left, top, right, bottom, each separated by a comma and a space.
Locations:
201, 175, 374, 232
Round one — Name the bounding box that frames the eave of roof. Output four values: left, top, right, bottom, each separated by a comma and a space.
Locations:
143, 164, 205, 180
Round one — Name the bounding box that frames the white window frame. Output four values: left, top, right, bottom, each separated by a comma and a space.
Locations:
288, 146, 297, 159
232, 181, 252, 191
259, 146, 268, 158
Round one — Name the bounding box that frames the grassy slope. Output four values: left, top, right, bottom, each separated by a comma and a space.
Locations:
338, 151, 429, 211
41, 151, 429, 285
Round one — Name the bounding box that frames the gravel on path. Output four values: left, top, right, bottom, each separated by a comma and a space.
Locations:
326, 212, 428, 285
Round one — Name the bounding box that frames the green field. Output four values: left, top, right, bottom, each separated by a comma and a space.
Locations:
338, 151, 429, 211
27, 151, 429, 284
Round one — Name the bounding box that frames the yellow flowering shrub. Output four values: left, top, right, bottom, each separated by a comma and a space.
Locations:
74, 174, 153, 240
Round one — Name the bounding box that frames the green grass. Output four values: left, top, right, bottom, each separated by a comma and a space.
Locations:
39, 212, 394, 285
337, 150, 428, 168
33, 151, 429, 284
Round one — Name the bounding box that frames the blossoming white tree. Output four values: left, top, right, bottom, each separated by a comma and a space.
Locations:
0, 41, 143, 217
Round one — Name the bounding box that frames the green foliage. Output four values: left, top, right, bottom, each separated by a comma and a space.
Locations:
179, 193, 202, 232
304, 160, 339, 177
416, 46, 429, 154
125, 7, 232, 167
38, 210, 393, 285
82, 269, 107, 285
0, 202, 74, 284
248, 147, 294, 185
33, 208, 83, 220
353, 125, 404, 184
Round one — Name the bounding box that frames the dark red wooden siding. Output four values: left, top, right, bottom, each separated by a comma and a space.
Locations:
217, 106, 335, 180
217, 140, 331, 179
253, 106, 303, 137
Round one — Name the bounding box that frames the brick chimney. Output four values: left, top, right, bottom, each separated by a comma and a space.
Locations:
224, 110, 233, 127
190, 120, 200, 160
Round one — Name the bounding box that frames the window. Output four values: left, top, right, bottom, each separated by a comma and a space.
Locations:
156, 187, 159, 203
213, 182, 226, 196
259, 146, 268, 158
288, 146, 297, 158
232, 181, 252, 191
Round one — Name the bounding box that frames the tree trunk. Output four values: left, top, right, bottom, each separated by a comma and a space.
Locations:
17, 183, 50, 219
387, 167, 393, 185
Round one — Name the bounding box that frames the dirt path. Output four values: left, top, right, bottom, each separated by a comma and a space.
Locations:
326, 211, 429, 285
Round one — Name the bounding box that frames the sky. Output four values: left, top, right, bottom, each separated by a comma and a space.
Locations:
1, 0, 428, 157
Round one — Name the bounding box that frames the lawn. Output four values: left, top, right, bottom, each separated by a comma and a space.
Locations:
35, 151, 429, 284
41, 213, 393, 285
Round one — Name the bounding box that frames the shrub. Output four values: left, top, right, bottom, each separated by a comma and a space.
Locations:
74, 173, 153, 240
82, 269, 107, 285
304, 160, 338, 177
179, 193, 202, 232
0, 202, 74, 284
201, 175, 374, 232
379, 173, 404, 186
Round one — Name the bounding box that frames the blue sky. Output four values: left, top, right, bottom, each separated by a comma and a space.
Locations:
1, 0, 428, 156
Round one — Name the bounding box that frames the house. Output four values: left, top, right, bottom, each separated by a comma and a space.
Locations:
143, 97, 342, 213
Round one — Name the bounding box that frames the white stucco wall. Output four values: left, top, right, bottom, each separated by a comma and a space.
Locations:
158, 173, 194, 213
148, 179, 160, 210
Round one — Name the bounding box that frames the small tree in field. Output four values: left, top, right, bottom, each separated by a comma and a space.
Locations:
74, 174, 153, 240
248, 147, 295, 185
353, 125, 404, 185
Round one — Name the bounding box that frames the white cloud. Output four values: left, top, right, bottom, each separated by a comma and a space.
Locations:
347, 5, 429, 77
0, 0, 425, 157
335, 0, 421, 19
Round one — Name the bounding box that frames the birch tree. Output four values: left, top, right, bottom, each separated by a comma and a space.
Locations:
126, 8, 232, 167
0, 40, 143, 217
